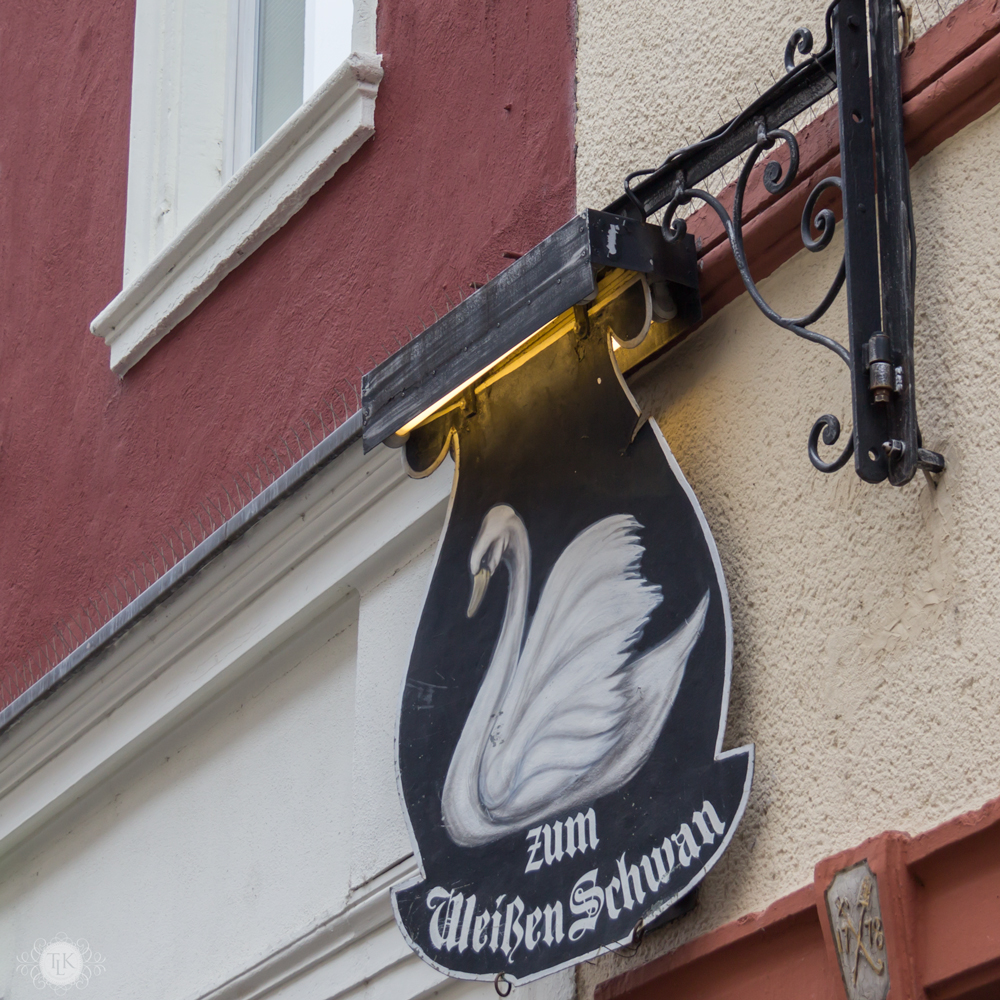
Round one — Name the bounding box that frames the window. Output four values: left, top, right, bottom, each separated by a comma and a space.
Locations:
229, 0, 355, 171
94, 0, 380, 374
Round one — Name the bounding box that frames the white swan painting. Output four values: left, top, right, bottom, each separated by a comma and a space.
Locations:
441, 503, 710, 848
390, 279, 754, 983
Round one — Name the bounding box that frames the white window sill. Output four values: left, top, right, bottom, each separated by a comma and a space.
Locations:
92, 51, 383, 375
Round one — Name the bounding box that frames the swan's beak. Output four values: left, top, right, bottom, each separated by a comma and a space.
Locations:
467, 568, 491, 617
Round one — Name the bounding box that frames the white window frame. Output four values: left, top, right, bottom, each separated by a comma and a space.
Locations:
91, 0, 381, 376
227, 0, 356, 171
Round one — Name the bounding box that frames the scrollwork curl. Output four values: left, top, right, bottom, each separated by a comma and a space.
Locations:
786, 175, 846, 327
801, 175, 841, 252
784, 27, 815, 73
621, 1, 839, 221
662, 126, 853, 473
808, 414, 854, 472
758, 125, 800, 195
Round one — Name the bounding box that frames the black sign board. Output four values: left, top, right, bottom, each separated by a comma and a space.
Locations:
391, 283, 753, 984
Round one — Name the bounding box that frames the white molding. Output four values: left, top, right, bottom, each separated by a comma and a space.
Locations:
0, 438, 577, 1000
186, 858, 425, 1000
183, 856, 574, 1000
224, 0, 258, 179
92, 51, 383, 375
0, 441, 451, 856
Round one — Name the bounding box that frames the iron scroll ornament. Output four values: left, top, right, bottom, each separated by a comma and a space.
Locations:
614, 0, 944, 485
659, 125, 855, 474
390, 296, 753, 985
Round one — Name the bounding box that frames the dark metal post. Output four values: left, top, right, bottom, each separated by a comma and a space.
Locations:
870, 0, 919, 484
835, 0, 888, 483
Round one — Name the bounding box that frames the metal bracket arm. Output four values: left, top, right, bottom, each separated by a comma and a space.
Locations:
611, 0, 944, 485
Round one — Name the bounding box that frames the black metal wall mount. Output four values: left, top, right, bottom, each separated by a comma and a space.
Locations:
362, 211, 699, 451
364, 0, 943, 487
610, 0, 943, 485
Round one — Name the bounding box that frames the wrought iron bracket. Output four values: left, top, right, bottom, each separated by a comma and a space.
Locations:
609, 0, 944, 485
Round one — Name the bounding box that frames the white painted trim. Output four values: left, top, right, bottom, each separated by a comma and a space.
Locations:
225, 0, 258, 178
185, 852, 575, 1000
0, 441, 450, 857
185, 858, 423, 1000
0, 439, 578, 1000
183, 854, 574, 1000
305, 0, 355, 100
93, 51, 383, 375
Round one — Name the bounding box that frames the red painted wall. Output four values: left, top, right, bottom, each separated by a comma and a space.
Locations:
0, 0, 577, 701
594, 795, 1000, 1000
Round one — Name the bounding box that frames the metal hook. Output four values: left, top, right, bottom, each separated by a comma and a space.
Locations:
618, 918, 646, 958
494, 974, 512, 997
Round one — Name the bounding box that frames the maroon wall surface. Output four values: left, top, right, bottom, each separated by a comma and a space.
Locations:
0, 0, 577, 701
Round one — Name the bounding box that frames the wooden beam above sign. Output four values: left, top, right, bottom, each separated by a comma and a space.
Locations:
361, 209, 699, 451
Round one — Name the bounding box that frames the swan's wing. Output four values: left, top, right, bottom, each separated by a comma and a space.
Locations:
481, 588, 710, 825
613, 590, 709, 780
478, 515, 662, 819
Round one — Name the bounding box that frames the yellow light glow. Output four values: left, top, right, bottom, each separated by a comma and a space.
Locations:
393, 269, 642, 438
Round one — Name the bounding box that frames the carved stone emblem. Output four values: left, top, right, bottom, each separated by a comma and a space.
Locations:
825, 862, 889, 1000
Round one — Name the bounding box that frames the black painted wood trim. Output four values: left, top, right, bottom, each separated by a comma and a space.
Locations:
362, 210, 697, 451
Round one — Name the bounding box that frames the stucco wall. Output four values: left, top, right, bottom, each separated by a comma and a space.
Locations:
575, 4, 1000, 984
0, 0, 577, 695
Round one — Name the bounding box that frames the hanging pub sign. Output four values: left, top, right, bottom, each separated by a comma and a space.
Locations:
362, 211, 754, 984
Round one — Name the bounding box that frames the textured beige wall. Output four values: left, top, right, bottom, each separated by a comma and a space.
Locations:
575, 12, 1000, 985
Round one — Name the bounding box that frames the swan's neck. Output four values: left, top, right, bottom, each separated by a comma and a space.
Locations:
488, 535, 530, 708
468, 520, 529, 754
